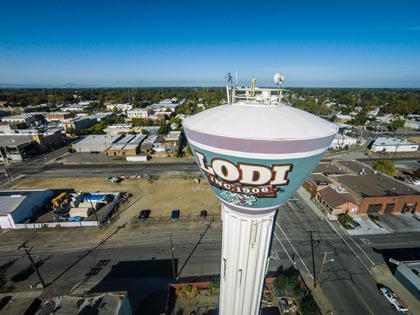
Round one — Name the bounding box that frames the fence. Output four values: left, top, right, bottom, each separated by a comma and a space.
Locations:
14, 220, 99, 229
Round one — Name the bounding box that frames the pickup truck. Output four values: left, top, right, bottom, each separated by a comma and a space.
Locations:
379, 287, 408, 313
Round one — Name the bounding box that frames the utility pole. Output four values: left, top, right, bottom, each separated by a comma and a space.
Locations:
317, 251, 334, 287
170, 234, 176, 281
18, 241, 46, 288
309, 231, 316, 288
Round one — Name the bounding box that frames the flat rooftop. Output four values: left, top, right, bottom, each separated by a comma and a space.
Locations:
0, 134, 34, 146
330, 160, 420, 197
0, 195, 26, 215
37, 292, 127, 315
373, 137, 418, 147
73, 134, 123, 145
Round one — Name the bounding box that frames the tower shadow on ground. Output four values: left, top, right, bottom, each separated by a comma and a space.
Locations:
89, 259, 177, 315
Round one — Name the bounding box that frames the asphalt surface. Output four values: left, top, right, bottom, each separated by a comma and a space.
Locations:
274, 197, 399, 315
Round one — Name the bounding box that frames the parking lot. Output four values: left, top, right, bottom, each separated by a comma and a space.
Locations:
376, 212, 420, 233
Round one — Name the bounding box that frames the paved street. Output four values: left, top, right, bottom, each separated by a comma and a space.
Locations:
273, 193, 398, 315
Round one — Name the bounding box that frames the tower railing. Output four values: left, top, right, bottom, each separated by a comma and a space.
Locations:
231, 87, 286, 105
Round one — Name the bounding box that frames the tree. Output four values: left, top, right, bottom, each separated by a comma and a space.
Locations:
352, 111, 368, 126
158, 120, 170, 135
186, 143, 192, 156
412, 168, 420, 179
389, 118, 405, 131
338, 214, 354, 227
372, 160, 396, 176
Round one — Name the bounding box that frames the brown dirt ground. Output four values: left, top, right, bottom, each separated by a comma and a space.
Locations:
407, 136, 420, 144
10, 176, 221, 221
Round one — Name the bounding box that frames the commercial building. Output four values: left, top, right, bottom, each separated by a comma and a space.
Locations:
106, 103, 133, 112
0, 128, 63, 160
103, 124, 142, 136
151, 99, 179, 112
153, 131, 181, 156
62, 116, 98, 134
127, 108, 151, 119
44, 112, 72, 122
72, 134, 124, 152
405, 120, 420, 130
395, 261, 420, 300
106, 134, 146, 156
0, 189, 54, 229
329, 134, 358, 150
304, 160, 420, 215
1, 113, 44, 127
371, 137, 419, 153
1, 292, 132, 315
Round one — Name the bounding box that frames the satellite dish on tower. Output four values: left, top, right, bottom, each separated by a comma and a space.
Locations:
273, 72, 285, 86
274, 71, 285, 103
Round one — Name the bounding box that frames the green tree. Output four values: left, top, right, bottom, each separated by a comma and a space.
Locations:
186, 143, 193, 156
338, 214, 354, 227
300, 297, 318, 315
352, 111, 368, 126
372, 159, 396, 176
158, 120, 170, 135
389, 118, 405, 131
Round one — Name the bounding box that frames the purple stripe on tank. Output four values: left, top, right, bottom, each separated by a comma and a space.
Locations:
184, 127, 335, 154
220, 199, 278, 215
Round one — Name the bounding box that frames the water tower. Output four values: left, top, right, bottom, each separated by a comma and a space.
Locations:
183, 73, 337, 315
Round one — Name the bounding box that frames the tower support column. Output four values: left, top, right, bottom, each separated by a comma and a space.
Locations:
219, 204, 276, 315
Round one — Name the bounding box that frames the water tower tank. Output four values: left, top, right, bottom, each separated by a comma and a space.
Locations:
183, 90, 337, 315
184, 102, 337, 214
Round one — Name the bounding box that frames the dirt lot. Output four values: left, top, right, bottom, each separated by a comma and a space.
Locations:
10, 176, 221, 222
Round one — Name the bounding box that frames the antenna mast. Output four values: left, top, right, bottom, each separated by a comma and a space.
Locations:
225, 72, 233, 104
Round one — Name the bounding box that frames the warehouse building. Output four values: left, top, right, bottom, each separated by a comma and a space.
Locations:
371, 137, 419, 153
106, 135, 146, 156
72, 134, 124, 153
0, 189, 53, 228
395, 261, 420, 300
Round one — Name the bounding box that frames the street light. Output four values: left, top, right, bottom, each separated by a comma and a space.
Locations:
317, 252, 334, 287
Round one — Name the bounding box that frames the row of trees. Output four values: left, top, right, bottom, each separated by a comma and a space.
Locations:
0, 87, 226, 108
2, 87, 419, 114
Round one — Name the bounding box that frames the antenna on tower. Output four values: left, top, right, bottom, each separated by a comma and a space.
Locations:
273, 72, 285, 103
225, 72, 233, 104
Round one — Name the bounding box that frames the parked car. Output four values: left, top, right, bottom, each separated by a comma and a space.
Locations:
379, 287, 408, 313
139, 209, 151, 221
200, 210, 207, 220
107, 177, 121, 183
171, 209, 180, 221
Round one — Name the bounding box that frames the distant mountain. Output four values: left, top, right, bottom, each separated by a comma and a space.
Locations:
0, 82, 97, 88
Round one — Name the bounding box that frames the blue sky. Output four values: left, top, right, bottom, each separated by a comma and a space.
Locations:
1, 0, 420, 87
